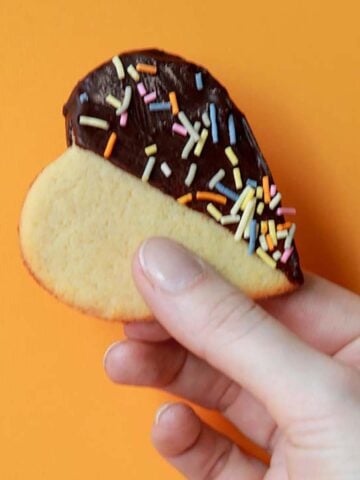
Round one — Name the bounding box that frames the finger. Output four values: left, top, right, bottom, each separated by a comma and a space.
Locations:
124, 321, 171, 342
152, 402, 266, 480
132, 237, 349, 424
259, 273, 360, 355
104, 340, 276, 449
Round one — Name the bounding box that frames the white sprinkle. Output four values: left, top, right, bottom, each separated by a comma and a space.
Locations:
127, 64, 140, 82
202, 111, 211, 128
116, 86, 132, 115
276, 229, 288, 240
259, 234, 268, 251
284, 224, 296, 249
244, 224, 251, 239
230, 186, 252, 215
112, 56, 125, 80
178, 111, 200, 141
208, 169, 226, 190
234, 198, 256, 241
185, 163, 197, 187
269, 192, 282, 210
106, 94, 122, 109
256, 186, 263, 199
194, 128, 209, 156
256, 202, 265, 215
181, 121, 201, 159
220, 214, 241, 225
272, 250, 282, 261
79, 115, 109, 130
141, 156, 156, 182
160, 162, 172, 178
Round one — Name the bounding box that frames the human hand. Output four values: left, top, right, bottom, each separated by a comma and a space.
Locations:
104, 237, 360, 479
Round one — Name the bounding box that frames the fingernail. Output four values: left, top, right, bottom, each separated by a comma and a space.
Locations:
155, 403, 173, 424
139, 238, 205, 293
103, 341, 121, 371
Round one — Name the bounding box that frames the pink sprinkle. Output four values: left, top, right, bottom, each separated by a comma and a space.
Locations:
144, 91, 157, 104
172, 122, 188, 137
276, 207, 296, 216
280, 247, 294, 264
270, 184, 277, 197
119, 112, 128, 127
137, 82, 147, 97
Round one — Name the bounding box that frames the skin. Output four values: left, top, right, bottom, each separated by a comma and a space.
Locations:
104, 237, 360, 479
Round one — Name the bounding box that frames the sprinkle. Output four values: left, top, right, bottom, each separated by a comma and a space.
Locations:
214, 183, 239, 202
194, 128, 209, 156
181, 121, 201, 159
209, 103, 219, 143
262, 176, 270, 204
119, 111, 128, 127
145, 144, 157, 156
169, 92, 179, 115
202, 111, 211, 128
136, 63, 157, 75
233, 167, 243, 190
270, 184, 277, 197
141, 156, 156, 182
195, 72, 204, 90
256, 202, 265, 215
220, 214, 241, 225
269, 192, 282, 210
79, 92, 88, 103
160, 162, 172, 177
144, 91, 157, 104
261, 221, 268, 235
112, 56, 125, 80
209, 169, 225, 190
276, 229, 288, 240
225, 146, 239, 166
268, 220, 277, 246
266, 234, 275, 252
196, 191, 227, 205
284, 224, 296, 249
137, 82, 147, 97
172, 123, 188, 136
259, 235, 268, 251
256, 247, 276, 269
178, 112, 200, 141
207, 203, 222, 222
277, 222, 293, 231
281, 247, 294, 264
256, 186, 263, 199
149, 102, 171, 112
244, 223, 251, 240
230, 186, 252, 215
272, 250, 282, 262
276, 207, 296, 216
234, 198, 256, 241
177, 193, 193, 205
228, 114, 236, 145
246, 179, 257, 188
79, 115, 109, 130
103, 132, 117, 159
106, 94, 122, 109
127, 64, 140, 82
248, 220, 257, 255
116, 85, 132, 115
241, 187, 255, 211
184, 163, 197, 187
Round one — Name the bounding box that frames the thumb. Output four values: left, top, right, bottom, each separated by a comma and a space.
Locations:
133, 237, 349, 425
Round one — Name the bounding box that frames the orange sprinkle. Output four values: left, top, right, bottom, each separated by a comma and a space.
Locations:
169, 91, 179, 115
276, 222, 293, 231
177, 193, 193, 205
262, 176, 270, 204
136, 63, 157, 75
266, 234, 275, 251
261, 220, 268, 235
196, 191, 227, 205
103, 132, 117, 159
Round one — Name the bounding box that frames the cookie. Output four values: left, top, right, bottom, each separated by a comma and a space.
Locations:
19, 49, 303, 321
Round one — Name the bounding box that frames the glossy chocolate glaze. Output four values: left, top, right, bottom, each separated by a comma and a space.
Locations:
63, 49, 303, 285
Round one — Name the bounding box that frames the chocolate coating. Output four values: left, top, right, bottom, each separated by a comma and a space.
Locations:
63, 49, 303, 285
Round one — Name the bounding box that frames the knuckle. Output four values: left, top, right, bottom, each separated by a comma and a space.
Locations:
204, 443, 234, 480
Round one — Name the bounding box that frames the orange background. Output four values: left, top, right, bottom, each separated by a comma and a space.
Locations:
0, 1, 359, 479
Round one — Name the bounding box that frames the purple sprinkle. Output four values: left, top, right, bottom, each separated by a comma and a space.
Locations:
280, 247, 294, 264
276, 207, 296, 216
119, 111, 128, 127
270, 184, 277, 197
144, 91, 157, 104
137, 82, 147, 97
172, 123, 188, 137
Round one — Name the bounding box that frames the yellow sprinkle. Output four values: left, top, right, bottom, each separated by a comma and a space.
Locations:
259, 234, 268, 251
79, 115, 109, 130
261, 221, 268, 235
106, 94, 122, 109
177, 193, 193, 205
256, 202, 264, 215
103, 132, 117, 159
169, 91, 179, 115
194, 128, 209, 157
207, 203, 222, 222
256, 186, 263, 199
234, 198, 256, 241
196, 191, 227, 205
241, 187, 255, 211
268, 219, 277, 247
112, 56, 125, 80
145, 144, 157, 156
233, 167, 243, 190
127, 64, 140, 82
230, 186, 252, 215
136, 63, 157, 75
256, 247, 276, 269
225, 146, 239, 166
269, 192, 282, 210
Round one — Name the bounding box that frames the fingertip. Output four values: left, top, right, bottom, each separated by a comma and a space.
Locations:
103, 341, 127, 382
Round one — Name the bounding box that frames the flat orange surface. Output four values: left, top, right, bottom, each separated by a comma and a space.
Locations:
0, 1, 359, 479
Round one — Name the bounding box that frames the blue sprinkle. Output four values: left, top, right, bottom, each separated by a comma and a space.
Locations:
228, 113, 236, 145
149, 102, 171, 112
209, 103, 219, 143
79, 92, 89, 103
248, 220, 257, 255
195, 72, 204, 90
214, 182, 239, 202
246, 179, 257, 188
